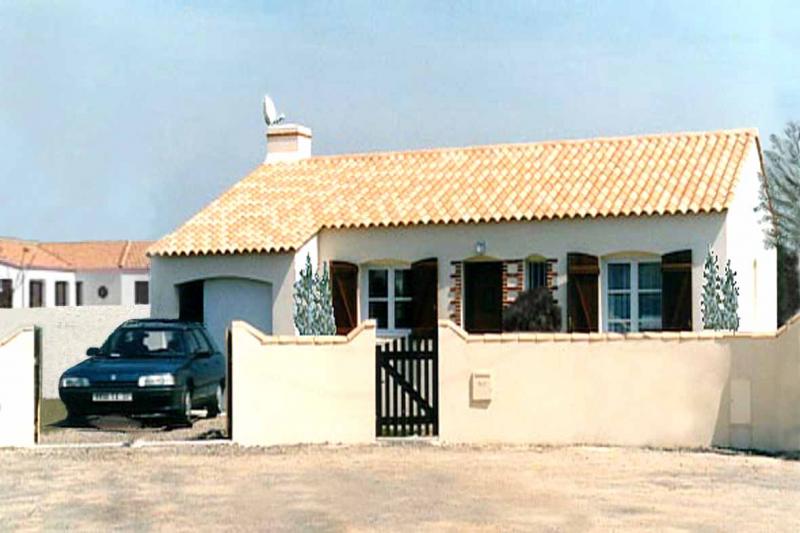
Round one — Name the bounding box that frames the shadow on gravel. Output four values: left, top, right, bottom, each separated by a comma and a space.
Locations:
50, 415, 187, 433
716, 447, 800, 462
192, 429, 227, 440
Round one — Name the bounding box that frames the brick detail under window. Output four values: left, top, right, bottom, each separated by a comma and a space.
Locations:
449, 261, 462, 326
546, 258, 558, 292
502, 259, 524, 307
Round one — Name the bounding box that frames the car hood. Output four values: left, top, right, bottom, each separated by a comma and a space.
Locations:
64, 356, 188, 379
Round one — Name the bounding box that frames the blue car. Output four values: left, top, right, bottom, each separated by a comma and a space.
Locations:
59, 319, 226, 426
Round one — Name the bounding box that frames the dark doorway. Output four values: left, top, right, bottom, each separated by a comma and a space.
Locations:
178, 280, 204, 323
464, 261, 503, 333
567, 253, 599, 333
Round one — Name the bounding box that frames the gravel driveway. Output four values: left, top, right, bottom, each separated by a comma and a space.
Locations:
1, 444, 798, 531
38, 414, 227, 444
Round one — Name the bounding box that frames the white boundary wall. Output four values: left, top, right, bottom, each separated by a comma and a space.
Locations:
230, 318, 799, 452
0, 306, 150, 398
0, 327, 35, 447
438, 319, 800, 452
231, 320, 376, 446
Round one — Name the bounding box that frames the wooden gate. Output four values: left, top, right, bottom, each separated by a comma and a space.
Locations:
375, 335, 438, 437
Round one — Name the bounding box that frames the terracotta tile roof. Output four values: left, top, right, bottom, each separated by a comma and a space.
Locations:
0, 239, 152, 270
118, 241, 152, 269
149, 128, 759, 257
0, 239, 73, 270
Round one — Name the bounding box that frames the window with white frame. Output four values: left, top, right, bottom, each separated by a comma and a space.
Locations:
368, 267, 412, 332
606, 260, 662, 333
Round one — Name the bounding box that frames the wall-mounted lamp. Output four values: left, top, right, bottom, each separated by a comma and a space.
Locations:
475, 240, 486, 256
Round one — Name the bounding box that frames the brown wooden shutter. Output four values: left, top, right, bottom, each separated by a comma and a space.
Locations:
662, 250, 692, 331
410, 258, 438, 336
567, 253, 599, 333
330, 261, 358, 335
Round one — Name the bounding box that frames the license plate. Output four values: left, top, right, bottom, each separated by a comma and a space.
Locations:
92, 392, 133, 402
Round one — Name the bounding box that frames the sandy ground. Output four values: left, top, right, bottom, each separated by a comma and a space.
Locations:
38, 413, 228, 444
1, 444, 798, 532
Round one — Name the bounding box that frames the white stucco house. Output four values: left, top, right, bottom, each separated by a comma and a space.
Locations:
0, 239, 152, 308
148, 122, 776, 349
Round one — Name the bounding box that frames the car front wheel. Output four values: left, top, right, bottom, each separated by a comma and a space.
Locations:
206, 383, 224, 418
174, 389, 193, 427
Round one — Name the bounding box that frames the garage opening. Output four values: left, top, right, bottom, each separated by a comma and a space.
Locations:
178, 280, 204, 323
202, 277, 272, 353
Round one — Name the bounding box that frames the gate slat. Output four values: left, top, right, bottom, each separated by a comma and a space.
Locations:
432, 336, 439, 435
392, 339, 404, 437
375, 346, 381, 437
400, 351, 406, 436
415, 356, 421, 435
384, 344, 391, 437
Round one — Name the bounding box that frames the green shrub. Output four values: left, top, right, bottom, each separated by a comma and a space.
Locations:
293, 254, 336, 335
502, 287, 562, 332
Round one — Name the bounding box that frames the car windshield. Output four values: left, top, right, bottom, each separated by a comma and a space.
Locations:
101, 327, 187, 358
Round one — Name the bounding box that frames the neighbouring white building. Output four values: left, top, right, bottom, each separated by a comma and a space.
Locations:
148, 120, 777, 349
0, 239, 152, 309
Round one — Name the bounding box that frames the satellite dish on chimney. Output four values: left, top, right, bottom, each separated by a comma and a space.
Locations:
263, 94, 285, 126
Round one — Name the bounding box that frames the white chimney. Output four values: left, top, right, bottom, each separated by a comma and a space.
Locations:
265, 123, 312, 164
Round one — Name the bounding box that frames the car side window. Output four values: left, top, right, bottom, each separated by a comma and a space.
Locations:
184, 331, 201, 354
192, 329, 212, 353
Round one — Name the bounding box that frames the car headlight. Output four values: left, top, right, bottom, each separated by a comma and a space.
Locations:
137, 373, 176, 387
61, 376, 90, 388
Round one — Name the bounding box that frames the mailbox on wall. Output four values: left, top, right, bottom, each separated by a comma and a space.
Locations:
470, 370, 493, 403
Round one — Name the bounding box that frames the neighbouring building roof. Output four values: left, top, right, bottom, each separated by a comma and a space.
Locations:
0, 239, 153, 271
149, 128, 760, 257
0, 239, 74, 270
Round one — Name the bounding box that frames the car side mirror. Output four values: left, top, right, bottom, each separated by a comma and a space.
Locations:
86, 347, 100, 357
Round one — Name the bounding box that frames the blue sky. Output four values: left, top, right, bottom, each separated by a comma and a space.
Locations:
1, 1, 798, 241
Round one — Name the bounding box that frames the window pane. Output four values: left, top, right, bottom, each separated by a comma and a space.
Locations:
608, 293, 630, 320
638, 262, 662, 290
192, 330, 211, 353
395, 300, 413, 329
368, 301, 388, 329
528, 261, 547, 289
638, 293, 662, 320
394, 269, 411, 298
29, 281, 43, 308
639, 320, 662, 332
0, 279, 11, 308
608, 264, 630, 290
55, 282, 67, 306
135, 281, 149, 305
609, 321, 630, 333
368, 270, 388, 298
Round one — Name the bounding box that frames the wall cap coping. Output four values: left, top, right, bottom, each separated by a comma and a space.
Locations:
231, 319, 377, 346
0, 325, 35, 348
436, 319, 792, 343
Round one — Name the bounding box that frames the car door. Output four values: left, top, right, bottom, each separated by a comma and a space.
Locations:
195, 327, 226, 390
184, 329, 211, 400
